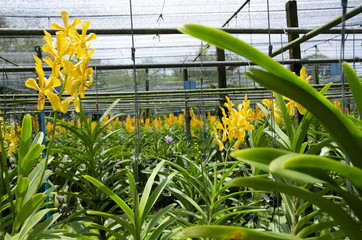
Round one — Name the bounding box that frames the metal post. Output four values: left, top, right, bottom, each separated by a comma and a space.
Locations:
216, 48, 227, 121
183, 69, 191, 144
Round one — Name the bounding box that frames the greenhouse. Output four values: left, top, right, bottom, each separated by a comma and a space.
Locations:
0, 0, 362, 239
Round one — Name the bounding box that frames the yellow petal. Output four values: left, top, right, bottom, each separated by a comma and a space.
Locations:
71, 18, 82, 27
51, 22, 64, 31
74, 95, 81, 112
85, 33, 97, 42
274, 111, 282, 124
262, 99, 271, 108
60, 97, 73, 113
296, 103, 307, 115
69, 28, 81, 42
37, 93, 45, 110
45, 91, 61, 111
61, 10, 69, 27
82, 21, 90, 37
300, 67, 306, 80
25, 78, 41, 91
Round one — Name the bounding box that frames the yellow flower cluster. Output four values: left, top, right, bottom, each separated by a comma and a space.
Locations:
1, 124, 19, 157
213, 95, 255, 151
25, 10, 97, 113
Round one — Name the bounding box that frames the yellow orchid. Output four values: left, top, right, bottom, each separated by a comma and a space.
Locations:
25, 56, 61, 111
69, 21, 97, 50
262, 98, 282, 124
43, 31, 72, 66
60, 92, 81, 113
212, 126, 224, 151
283, 67, 311, 116
214, 95, 255, 151
51, 10, 82, 36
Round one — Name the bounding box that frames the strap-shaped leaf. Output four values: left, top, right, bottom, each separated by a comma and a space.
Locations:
246, 68, 362, 168
179, 24, 362, 168
343, 62, 362, 117
84, 175, 134, 224
180, 225, 301, 240
12, 193, 46, 234
283, 155, 362, 192
231, 176, 361, 239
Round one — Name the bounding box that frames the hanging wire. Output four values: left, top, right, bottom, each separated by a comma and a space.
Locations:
352, 28, 356, 70
151, 0, 166, 58
266, 0, 273, 56
340, 0, 347, 115
2, 66, 7, 121
248, 1, 253, 46
128, 0, 141, 239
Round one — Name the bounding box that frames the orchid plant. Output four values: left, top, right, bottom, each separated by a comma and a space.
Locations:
178, 24, 362, 240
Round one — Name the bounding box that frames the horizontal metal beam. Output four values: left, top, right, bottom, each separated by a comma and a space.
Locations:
1, 58, 358, 72
272, 4, 362, 57
0, 27, 361, 37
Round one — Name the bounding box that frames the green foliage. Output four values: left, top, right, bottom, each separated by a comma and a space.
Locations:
84, 160, 177, 240
178, 24, 362, 240
0, 115, 60, 239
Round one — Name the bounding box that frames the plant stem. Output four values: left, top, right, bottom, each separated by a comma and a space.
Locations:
37, 110, 58, 192
0, 120, 14, 232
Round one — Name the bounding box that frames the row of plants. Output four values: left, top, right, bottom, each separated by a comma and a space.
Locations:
1, 11, 361, 240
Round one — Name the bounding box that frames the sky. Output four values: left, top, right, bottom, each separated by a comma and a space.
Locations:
1, 0, 361, 65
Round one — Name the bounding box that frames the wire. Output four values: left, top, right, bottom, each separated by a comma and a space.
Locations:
128, 0, 141, 239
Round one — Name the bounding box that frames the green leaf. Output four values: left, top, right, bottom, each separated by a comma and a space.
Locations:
231, 176, 362, 239
179, 24, 362, 168
15, 176, 29, 214
19, 209, 58, 240
293, 82, 332, 152
140, 172, 176, 225
86, 210, 136, 238
12, 193, 47, 234
18, 115, 32, 175
231, 148, 287, 172
19, 143, 44, 177
84, 175, 134, 224
343, 62, 362, 116
139, 161, 165, 219
257, 103, 290, 150
180, 225, 301, 240
275, 92, 294, 146
85, 222, 127, 240
246, 68, 362, 168
283, 156, 362, 192
146, 217, 175, 240
170, 187, 206, 221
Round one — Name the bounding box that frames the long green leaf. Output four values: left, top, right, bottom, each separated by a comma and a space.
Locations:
179, 24, 362, 168
231, 176, 361, 239
139, 161, 165, 219
19, 209, 58, 240
292, 83, 332, 152
180, 225, 301, 240
84, 175, 134, 224
283, 156, 362, 192
141, 172, 176, 225
343, 62, 362, 116
12, 193, 46, 234
170, 187, 206, 221
85, 222, 127, 240
86, 210, 136, 238
274, 92, 295, 146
